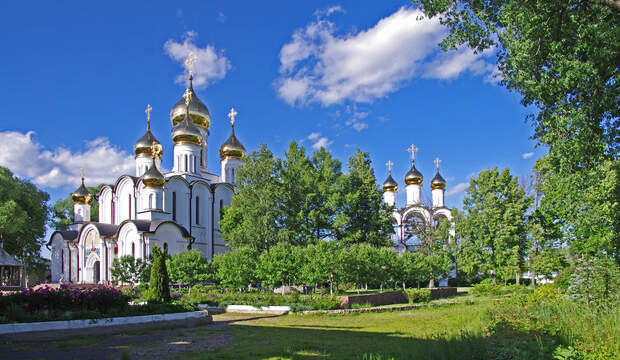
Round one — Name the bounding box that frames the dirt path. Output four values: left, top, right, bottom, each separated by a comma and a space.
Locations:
0, 319, 236, 360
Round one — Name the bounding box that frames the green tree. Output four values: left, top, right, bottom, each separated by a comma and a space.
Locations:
213, 247, 257, 291
456, 167, 532, 284
0, 167, 50, 276
402, 251, 430, 289
257, 242, 303, 294
300, 241, 342, 295
219, 144, 288, 252
51, 183, 105, 230
148, 245, 171, 303
341, 243, 380, 291
412, 0, 619, 260
111, 255, 149, 286
166, 249, 211, 295
335, 149, 393, 247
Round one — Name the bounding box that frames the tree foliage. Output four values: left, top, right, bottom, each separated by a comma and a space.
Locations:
257, 242, 303, 294
111, 255, 149, 286
166, 249, 211, 293
412, 0, 619, 260
213, 247, 257, 290
220, 143, 392, 251
148, 245, 171, 303
0, 167, 50, 268
456, 167, 532, 284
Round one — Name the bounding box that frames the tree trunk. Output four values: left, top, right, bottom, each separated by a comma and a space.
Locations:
515, 272, 520, 285
429, 278, 435, 289
491, 270, 497, 285
403, 281, 406, 290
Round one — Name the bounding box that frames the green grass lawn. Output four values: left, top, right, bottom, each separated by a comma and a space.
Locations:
180, 301, 492, 360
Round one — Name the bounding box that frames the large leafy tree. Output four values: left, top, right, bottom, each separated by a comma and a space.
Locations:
300, 241, 342, 295
166, 249, 211, 294
213, 247, 257, 290
0, 167, 50, 268
456, 167, 532, 284
111, 255, 149, 286
412, 0, 619, 259
335, 149, 393, 247
51, 184, 105, 230
257, 242, 303, 294
219, 145, 288, 252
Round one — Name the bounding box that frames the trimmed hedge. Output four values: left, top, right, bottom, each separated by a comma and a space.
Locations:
404, 289, 431, 303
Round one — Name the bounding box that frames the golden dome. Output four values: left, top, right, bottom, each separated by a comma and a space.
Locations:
430, 171, 446, 190
382, 173, 398, 192
404, 163, 423, 185
72, 176, 92, 205
142, 158, 165, 188
172, 105, 203, 146
134, 129, 163, 158
219, 128, 246, 159
170, 76, 211, 129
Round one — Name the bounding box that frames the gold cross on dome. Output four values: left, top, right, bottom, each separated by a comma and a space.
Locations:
183, 88, 192, 106
228, 107, 238, 126
386, 160, 394, 174
145, 104, 152, 129
185, 52, 197, 77
434, 157, 442, 171
80, 167, 85, 182
407, 144, 418, 163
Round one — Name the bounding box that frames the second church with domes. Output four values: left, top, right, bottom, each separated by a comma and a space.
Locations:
47, 58, 246, 284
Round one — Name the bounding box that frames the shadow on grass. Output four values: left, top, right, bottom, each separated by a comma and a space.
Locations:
182, 321, 556, 360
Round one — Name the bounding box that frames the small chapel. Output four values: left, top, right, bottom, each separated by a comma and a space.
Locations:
48, 54, 246, 284
381, 145, 453, 254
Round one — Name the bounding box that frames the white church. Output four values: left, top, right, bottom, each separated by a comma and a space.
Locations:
48, 58, 246, 284
381, 145, 453, 253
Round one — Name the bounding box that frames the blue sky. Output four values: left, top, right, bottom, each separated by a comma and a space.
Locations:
0, 0, 543, 212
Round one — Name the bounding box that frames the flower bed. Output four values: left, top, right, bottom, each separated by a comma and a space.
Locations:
0, 285, 196, 324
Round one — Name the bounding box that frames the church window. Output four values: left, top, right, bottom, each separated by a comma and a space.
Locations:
164, 242, 168, 253
128, 194, 132, 220
195, 196, 200, 225
219, 199, 224, 220
149, 193, 154, 209
172, 192, 177, 221
184, 155, 188, 172
131, 243, 135, 257
231, 168, 235, 183
193, 156, 197, 173
61, 249, 64, 274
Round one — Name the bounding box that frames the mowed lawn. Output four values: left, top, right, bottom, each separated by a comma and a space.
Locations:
181, 302, 491, 360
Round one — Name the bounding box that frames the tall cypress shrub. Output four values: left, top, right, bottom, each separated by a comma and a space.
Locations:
148, 245, 171, 303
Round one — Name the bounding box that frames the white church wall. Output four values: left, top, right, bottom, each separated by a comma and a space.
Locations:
98, 187, 113, 223
115, 177, 136, 224
213, 184, 233, 255
150, 223, 187, 255
164, 177, 191, 233
190, 182, 211, 259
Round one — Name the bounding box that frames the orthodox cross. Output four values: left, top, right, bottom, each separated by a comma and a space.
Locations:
80, 167, 85, 183
185, 52, 197, 77
386, 160, 394, 174
228, 107, 238, 127
407, 144, 418, 163
434, 157, 442, 171
145, 104, 152, 130
183, 88, 192, 106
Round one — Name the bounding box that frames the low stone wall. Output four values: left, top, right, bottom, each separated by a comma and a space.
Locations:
339, 291, 408, 308
302, 301, 458, 315
428, 287, 458, 299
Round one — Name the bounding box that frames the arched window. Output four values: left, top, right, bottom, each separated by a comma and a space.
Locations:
195, 196, 200, 225
131, 242, 135, 257
149, 193, 154, 209
193, 156, 197, 173
219, 199, 224, 220
231, 168, 235, 183
163, 242, 168, 254
61, 248, 64, 274
184, 155, 188, 172
128, 193, 132, 220
172, 192, 177, 221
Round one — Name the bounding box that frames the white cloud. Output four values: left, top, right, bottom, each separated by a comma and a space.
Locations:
276, 7, 494, 106
446, 182, 468, 196
0, 131, 134, 189
522, 152, 534, 159
344, 105, 369, 131
164, 31, 231, 89
314, 5, 345, 17
306, 132, 332, 149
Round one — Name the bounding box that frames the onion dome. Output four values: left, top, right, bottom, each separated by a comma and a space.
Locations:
430, 171, 446, 190
134, 105, 163, 158
170, 75, 211, 129
404, 163, 424, 185
72, 173, 92, 205
382, 174, 398, 192
219, 108, 246, 159
142, 158, 165, 188
171, 95, 203, 146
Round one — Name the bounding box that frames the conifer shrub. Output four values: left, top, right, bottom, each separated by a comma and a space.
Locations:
148, 245, 171, 303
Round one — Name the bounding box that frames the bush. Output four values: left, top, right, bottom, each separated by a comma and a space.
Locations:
404, 289, 431, 303
470, 280, 530, 297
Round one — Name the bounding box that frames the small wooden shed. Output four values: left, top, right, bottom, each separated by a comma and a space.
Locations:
0, 235, 24, 289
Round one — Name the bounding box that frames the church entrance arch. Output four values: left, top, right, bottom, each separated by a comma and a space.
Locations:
85, 252, 101, 284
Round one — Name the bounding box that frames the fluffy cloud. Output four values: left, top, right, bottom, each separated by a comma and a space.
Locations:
164, 31, 231, 89
307, 132, 332, 149
522, 152, 534, 159
276, 7, 494, 106
446, 182, 468, 196
0, 131, 134, 189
